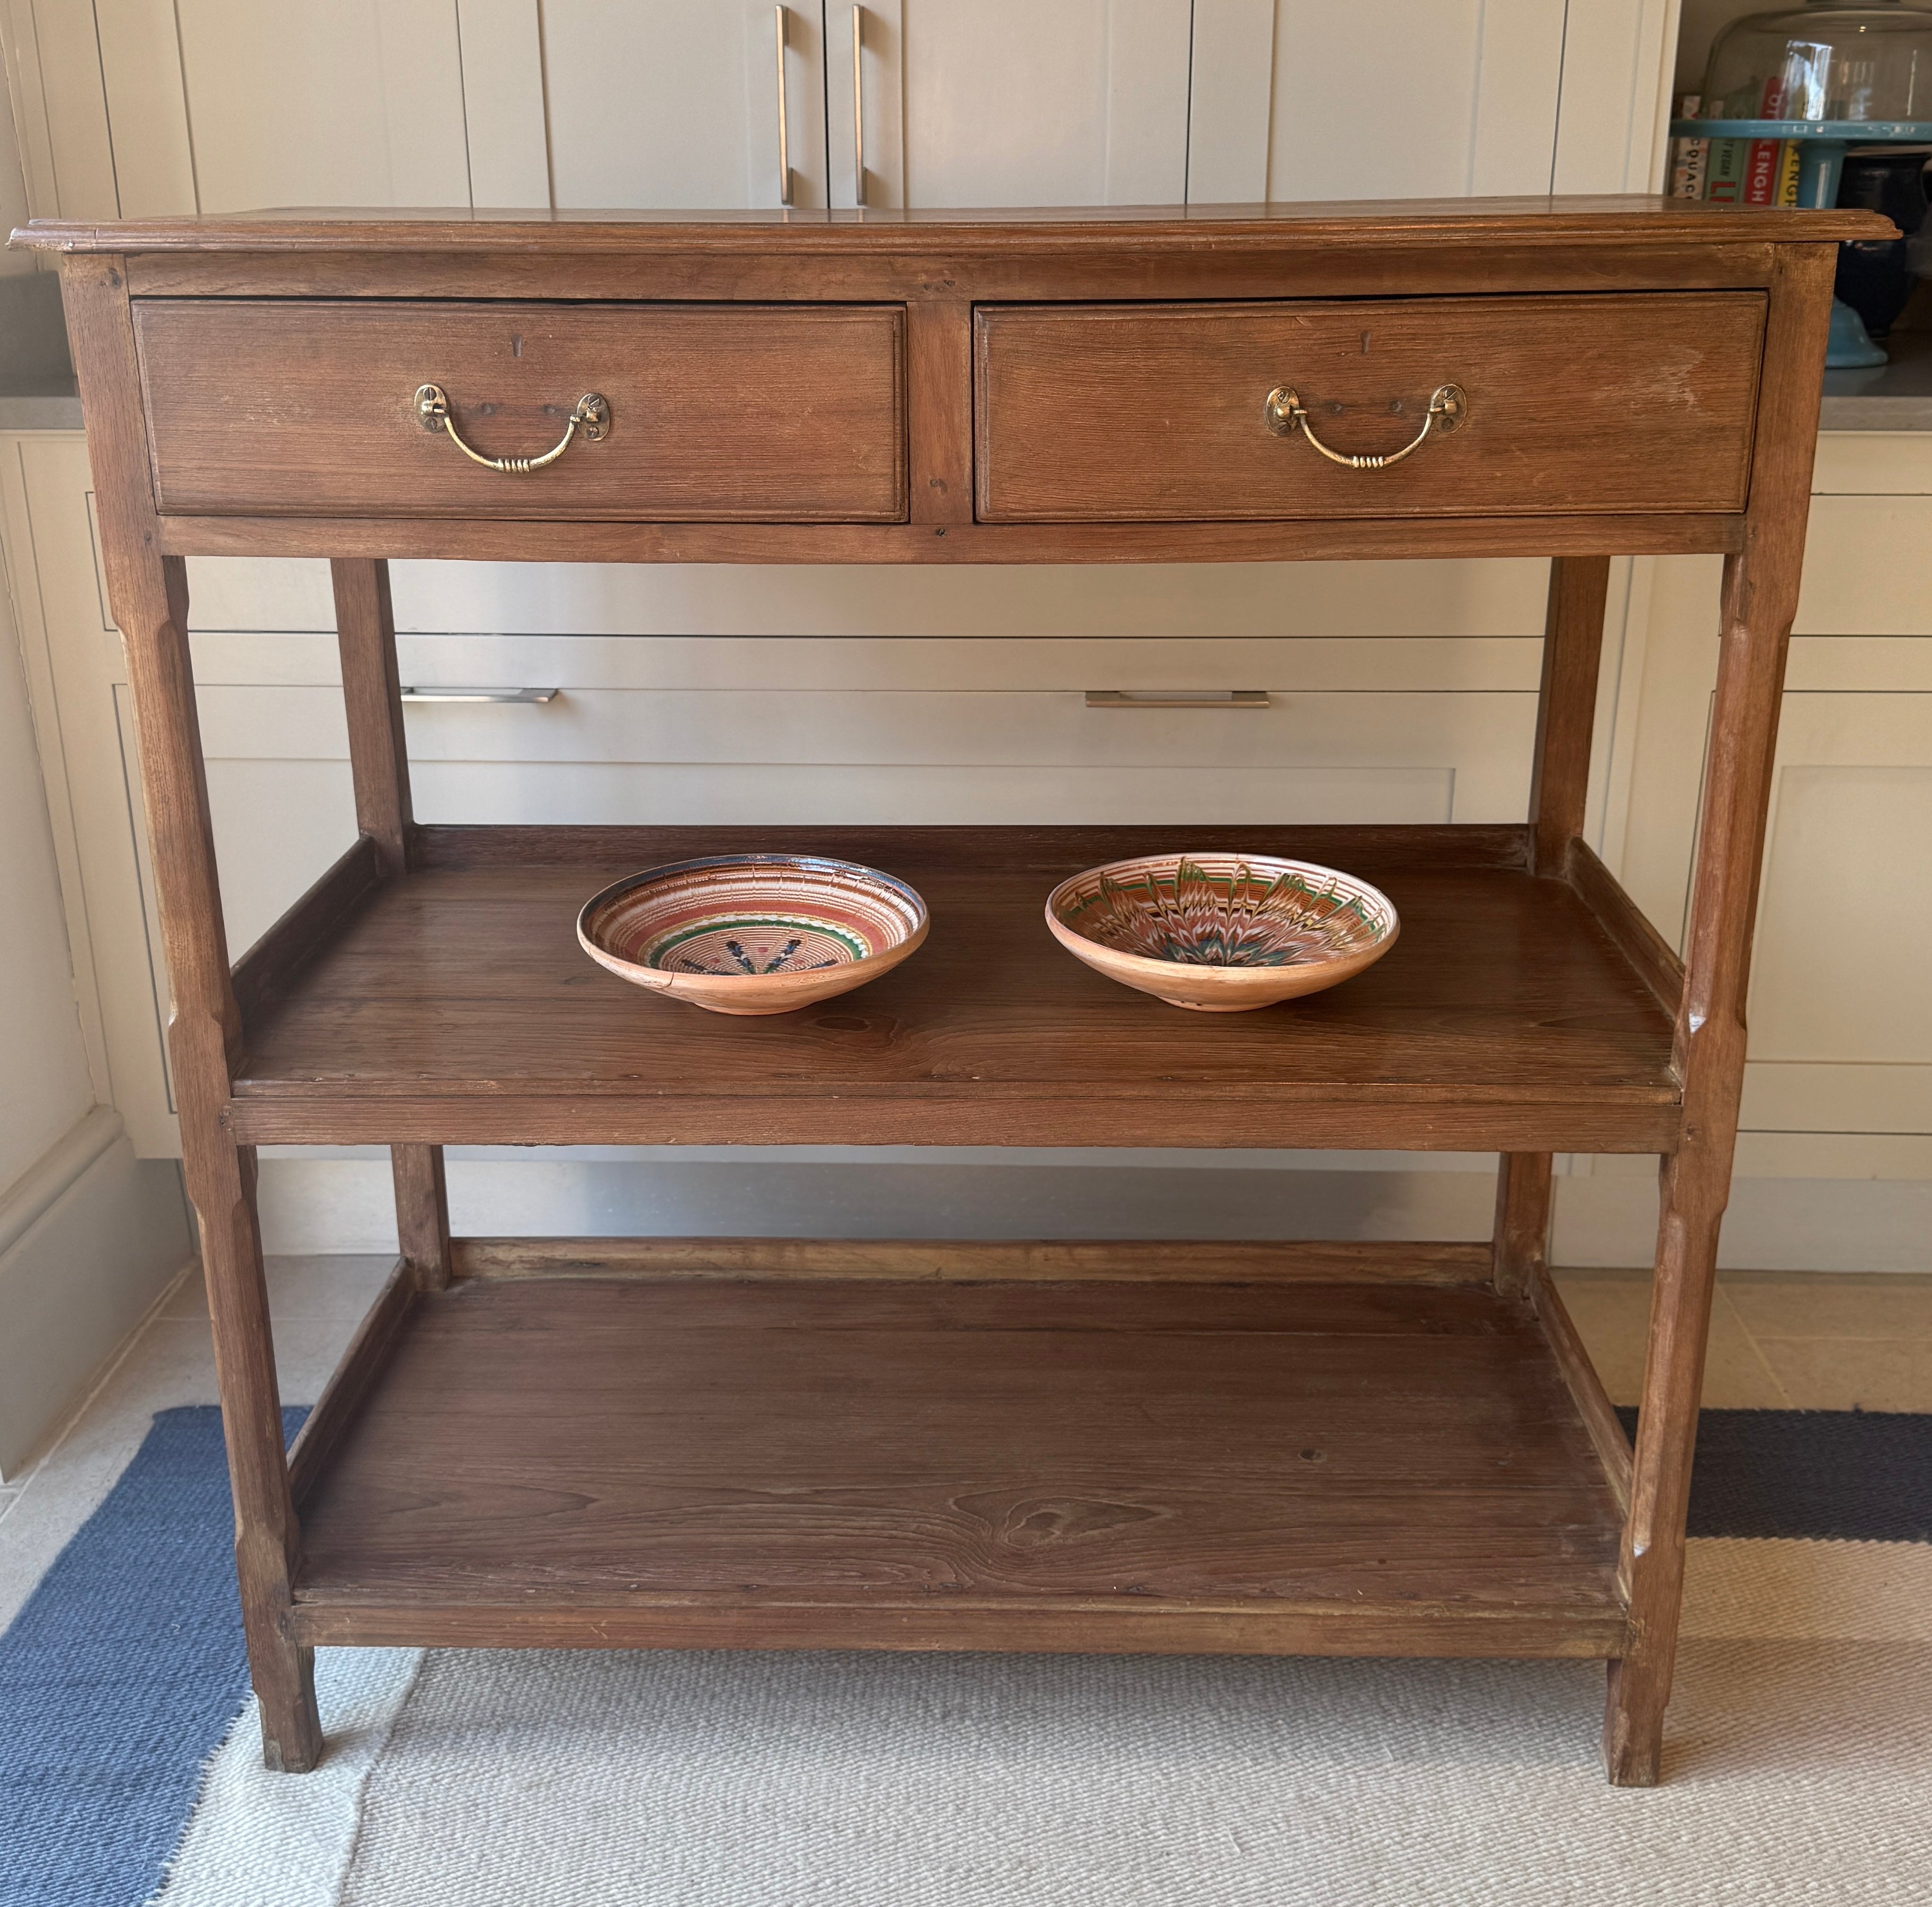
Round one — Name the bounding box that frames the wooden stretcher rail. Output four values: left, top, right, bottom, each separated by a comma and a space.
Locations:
447, 1236, 1499, 1284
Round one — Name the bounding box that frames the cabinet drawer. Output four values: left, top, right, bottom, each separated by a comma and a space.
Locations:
132, 300, 907, 522
974, 295, 1765, 522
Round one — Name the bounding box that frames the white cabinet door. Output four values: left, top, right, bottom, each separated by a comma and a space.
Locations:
1597, 433, 1932, 1188
541, 1, 829, 208
826, 0, 1191, 209
1739, 678, 1932, 1179
1, 434, 177, 1155
173, 0, 474, 211
1183, 0, 1569, 204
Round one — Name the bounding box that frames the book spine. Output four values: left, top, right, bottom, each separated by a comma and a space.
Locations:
1669, 94, 1709, 200
1703, 138, 1748, 203
1776, 139, 1801, 208
1742, 137, 1784, 204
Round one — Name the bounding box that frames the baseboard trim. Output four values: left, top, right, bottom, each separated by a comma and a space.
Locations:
0, 1105, 123, 1260
0, 1109, 196, 1477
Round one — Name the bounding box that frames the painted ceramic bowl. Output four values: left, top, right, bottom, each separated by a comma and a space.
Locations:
577, 854, 929, 1016
1045, 853, 1399, 1012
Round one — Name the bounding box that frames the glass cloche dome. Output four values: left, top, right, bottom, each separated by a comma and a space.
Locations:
1704, 0, 1932, 122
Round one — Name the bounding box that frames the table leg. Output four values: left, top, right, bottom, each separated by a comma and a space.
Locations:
392, 1144, 452, 1292
1603, 248, 1829, 1782
112, 551, 319, 1768
1491, 1153, 1553, 1300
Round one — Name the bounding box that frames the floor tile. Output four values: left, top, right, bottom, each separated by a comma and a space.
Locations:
1721, 1272, 1932, 1344
1551, 1271, 1791, 1408
1750, 1336, 1932, 1413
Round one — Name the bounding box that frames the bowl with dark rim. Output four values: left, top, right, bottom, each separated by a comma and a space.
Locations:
1045, 852, 1398, 1012
578, 854, 928, 1016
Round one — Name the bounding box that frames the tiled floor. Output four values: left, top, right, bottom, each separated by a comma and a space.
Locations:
1552, 1267, 1932, 1411
0, 1255, 1926, 1633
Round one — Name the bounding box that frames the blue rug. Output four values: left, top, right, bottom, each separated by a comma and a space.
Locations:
0, 1406, 303, 1907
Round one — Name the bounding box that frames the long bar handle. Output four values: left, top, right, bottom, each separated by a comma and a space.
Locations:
775, 4, 792, 207
1085, 690, 1270, 709
1264, 382, 1466, 470
399, 687, 560, 703
852, 5, 865, 207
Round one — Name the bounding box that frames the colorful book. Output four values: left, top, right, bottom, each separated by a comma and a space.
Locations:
1776, 140, 1801, 207
1670, 94, 1709, 200
1743, 137, 1785, 203
1704, 137, 1748, 203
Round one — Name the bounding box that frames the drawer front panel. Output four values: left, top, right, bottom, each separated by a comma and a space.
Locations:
133, 300, 907, 522
974, 295, 1765, 522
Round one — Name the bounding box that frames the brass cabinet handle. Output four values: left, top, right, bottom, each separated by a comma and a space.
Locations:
414, 384, 609, 474
1264, 382, 1466, 470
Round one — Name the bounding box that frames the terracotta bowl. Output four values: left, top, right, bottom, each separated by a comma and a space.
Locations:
577, 854, 929, 1016
1045, 852, 1399, 1012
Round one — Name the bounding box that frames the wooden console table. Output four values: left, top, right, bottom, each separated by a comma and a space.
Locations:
18, 198, 1881, 1785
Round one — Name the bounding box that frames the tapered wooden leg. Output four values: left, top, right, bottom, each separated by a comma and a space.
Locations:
1605, 1147, 1724, 1787
1491, 1153, 1553, 1300
62, 256, 323, 1771
1528, 555, 1611, 875
1499, 558, 1605, 1306
331, 558, 413, 877
205, 1145, 322, 1771
392, 1143, 452, 1291
1603, 244, 1837, 1786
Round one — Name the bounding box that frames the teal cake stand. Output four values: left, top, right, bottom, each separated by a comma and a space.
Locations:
1671, 117, 1932, 366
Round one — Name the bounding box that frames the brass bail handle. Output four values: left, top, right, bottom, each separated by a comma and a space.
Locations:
414, 384, 610, 474
1264, 382, 1466, 470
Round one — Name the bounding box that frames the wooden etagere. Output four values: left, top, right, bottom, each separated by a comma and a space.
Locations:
17, 197, 1883, 1786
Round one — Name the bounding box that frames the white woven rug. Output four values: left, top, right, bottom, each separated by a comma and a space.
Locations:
156, 1541, 1932, 1907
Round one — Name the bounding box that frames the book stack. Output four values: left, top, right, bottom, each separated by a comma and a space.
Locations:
1669, 92, 1802, 206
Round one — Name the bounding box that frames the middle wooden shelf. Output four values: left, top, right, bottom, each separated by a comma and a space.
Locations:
225, 823, 1682, 1154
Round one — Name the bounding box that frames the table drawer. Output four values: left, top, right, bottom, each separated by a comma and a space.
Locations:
132, 300, 907, 522
974, 295, 1765, 523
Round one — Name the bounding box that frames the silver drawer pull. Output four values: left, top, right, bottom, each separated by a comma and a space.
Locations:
1085, 689, 1270, 709
398, 687, 560, 703
775, 4, 793, 207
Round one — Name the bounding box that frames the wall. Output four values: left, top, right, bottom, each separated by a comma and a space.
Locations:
0, 536, 194, 1476
0, 546, 91, 1182
0, 29, 30, 275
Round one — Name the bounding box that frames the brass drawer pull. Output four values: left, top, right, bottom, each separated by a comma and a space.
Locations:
414, 384, 610, 474
1264, 382, 1466, 470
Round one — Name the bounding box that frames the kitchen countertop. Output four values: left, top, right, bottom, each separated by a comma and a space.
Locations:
0, 271, 79, 429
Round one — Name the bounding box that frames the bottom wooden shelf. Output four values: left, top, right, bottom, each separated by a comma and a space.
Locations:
286, 1245, 1632, 1660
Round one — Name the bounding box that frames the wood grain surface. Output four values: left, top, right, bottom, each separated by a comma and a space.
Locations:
113, 240, 1796, 306
448, 1237, 1496, 1285
976, 297, 1764, 521
225, 824, 1680, 1152
15, 195, 1890, 254
153, 510, 1750, 566
134, 300, 907, 522
291, 1272, 1628, 1654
